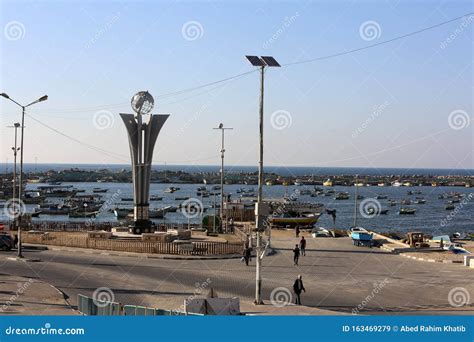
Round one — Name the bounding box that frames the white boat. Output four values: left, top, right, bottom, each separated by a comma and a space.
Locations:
391, 181, 402, 187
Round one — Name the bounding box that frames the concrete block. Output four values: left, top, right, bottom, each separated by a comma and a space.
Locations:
185, 297, 240, 315
464, 255, 474, 267
88, 231, 112, 239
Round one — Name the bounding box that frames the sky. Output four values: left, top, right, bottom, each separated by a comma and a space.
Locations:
0, 0, 472, 170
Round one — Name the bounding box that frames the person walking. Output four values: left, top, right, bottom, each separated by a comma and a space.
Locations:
295, 226, 300, 238
299, 236, 306, 256
293, 244, 300, 265
293, 275, 305, 305
243, 246, 252, 266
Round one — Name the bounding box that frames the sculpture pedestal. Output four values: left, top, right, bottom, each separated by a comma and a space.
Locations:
128, 220, 155, 235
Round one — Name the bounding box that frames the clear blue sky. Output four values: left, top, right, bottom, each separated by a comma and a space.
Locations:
1, 0, 472, 170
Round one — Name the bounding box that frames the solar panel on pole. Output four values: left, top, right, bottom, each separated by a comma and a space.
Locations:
261, 56, 280, 67
245, 55, 265, 67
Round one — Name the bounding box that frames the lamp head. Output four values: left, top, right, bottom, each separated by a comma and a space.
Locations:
0, 93, 10, 99
38, 95, 48, 102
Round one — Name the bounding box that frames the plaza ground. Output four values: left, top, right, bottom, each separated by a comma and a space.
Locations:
0, 231, 472, 315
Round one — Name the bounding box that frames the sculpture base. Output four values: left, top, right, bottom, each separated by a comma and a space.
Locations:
128, 220, 156, 235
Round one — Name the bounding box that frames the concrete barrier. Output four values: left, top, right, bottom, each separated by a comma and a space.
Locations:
464, 255, 474, 268
185, 298, 240, 315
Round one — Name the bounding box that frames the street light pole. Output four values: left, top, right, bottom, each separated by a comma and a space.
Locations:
1, 93, 48, 259
8, 123, 21, 233
213, 123, 233, 233
245, 55, 280, 305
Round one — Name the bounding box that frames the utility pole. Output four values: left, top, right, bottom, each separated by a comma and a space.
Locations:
213, 123, 233, 233
8, 123, 21, 233
353, 174, 359, 227
245, 55, 280, 305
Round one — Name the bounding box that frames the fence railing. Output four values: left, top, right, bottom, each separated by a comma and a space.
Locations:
22, 232, 243, 256
77, 294, 202, 316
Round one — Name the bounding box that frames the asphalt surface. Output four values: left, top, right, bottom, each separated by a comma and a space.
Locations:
0, 236, 472, 315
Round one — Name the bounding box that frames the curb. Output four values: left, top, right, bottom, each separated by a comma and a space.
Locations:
398, 253, 464, 264
47, 283, 80, 315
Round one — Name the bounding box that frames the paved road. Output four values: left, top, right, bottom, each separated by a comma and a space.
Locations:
0, 236, 472, 315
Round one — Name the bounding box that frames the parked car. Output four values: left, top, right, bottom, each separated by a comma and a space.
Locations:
0, 234, 14, 251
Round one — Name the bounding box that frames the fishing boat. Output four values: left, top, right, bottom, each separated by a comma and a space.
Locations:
164, 187, 179, 193
69, 210, 98, 218
445, 204, 455, 211
150, 196, 163, 201
367, 208, 389, 215
92, 188, 108, 193
211, 185, 221, 190
114, 207, 133, 218
391, 181, 402, 187
298, 189, 312, 196
399, 208, 416, 215
269, 213, 321, 227
294, 179, 303, 186
388, 200, 397, 206
266, 180, 274, 186
376, 195, 388, 199
175, 196, 190, 201
323, 179, 333, 187
197, 186, 207, 191
413, 199, 426, 204
121, 197, 133, 201
34, 204, 72, 215
400, 199, 411, 205
334, 192, 349, 200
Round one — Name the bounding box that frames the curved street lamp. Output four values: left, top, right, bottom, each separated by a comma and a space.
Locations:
1, 93, 48, 258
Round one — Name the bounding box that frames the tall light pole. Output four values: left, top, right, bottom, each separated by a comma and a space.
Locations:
1, 93, 48, 258
213, 123, 233, 233
245, 55, 280, 305
8, 123, 21, 232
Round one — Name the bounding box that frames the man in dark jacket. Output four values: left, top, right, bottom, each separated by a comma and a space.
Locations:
243, 247, 252, 266
293, 275, 305, 305
293, 244, 300, 265
299, 236, 306, 256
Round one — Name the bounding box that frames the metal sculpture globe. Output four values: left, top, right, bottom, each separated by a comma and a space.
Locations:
131, 91, 154, 115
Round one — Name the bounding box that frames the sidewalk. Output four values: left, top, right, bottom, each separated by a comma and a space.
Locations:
0, 274, 78, 315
